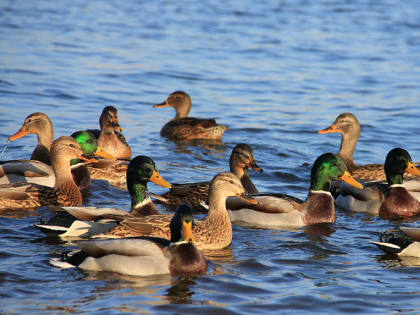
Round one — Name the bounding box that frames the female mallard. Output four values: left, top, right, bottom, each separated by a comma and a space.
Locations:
0, 136, 93, 210
153, 91, 228, 141
226, 153, 363, 227
371, 226, 420, 258
318, 113, 391, 181
335, 148, 420, 217
152, 143, 262, 209
99, 172, 257, 250
88, 106, 132, 160
50, 204, 207, 276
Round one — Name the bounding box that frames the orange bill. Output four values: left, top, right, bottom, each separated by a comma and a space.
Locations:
9, 128, 27, 141
340, 170, 363, 189
153, 101, 169, 108
182, 220, 193, 243
250, 161, 263, 173
150, 169, 172, 188
94, 146, 116, 160
318, 124, 342, 134
406, 161, 420, 176
236, 193, 258, 205
76, 155, 99, 164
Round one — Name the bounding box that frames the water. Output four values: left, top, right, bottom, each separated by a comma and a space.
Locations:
1, 0, 420, 313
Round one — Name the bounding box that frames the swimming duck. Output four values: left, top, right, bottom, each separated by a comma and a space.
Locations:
226, 153, 363, 227
0, 136, 93, 210
151, 143, 262, 209
98, 172, 257, 250
371, 226, 420, 257
88, 106, 132, 160
335, 148, 420, 217
153, 91, 228, 141
318, 113, 391, 181
50, 204, 207, 276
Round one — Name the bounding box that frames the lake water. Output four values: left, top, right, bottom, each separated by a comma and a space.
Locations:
1, 0, 420, 313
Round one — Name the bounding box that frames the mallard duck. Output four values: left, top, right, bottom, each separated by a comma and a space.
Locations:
98, 172, 257, 250
88, 106, 132, 160
153, 91, 228, 141
0, 136, 94, 210
50, 204, 207, 276
371, 226, 420, 257
335, 148, 420, 217
152, 143, 262, 209
0, 159, 55, 187
226, 153, 363, 227
318, 113, 393, 181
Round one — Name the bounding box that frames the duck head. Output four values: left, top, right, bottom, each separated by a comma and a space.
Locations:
153, 91, 192, 119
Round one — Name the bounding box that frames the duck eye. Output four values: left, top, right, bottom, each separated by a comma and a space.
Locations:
69, 144, 75, 148
87, 139, 93, 144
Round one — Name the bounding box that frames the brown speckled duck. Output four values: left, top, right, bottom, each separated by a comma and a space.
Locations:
152, 143, 262, 209
97, 172, 257, 250
335, 148, 420, 217
50, 204, 206, 276
0, 136, 92, 210
153, 91, 228, 141
226, 153, 363, 227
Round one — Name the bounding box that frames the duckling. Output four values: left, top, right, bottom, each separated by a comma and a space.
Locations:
152, 143, 262, 209
50, 204, 207, 276
335, 148, 420, 217
0, 136, 93, 210
226, 153, 363, 227
153, 91, 228, 141
97, 172, 257, 250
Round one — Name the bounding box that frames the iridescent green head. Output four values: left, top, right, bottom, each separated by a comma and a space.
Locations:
310, 153, 362, 191
71, 131, 98, 155
384, 148, 420, 185
170, 204, 194, 243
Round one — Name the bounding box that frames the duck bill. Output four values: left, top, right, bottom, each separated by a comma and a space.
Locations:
9, 128, 27, 141
250, 161, 263, 173
318, 123, 342, 134
150, 169, 172, 188
111, 119, 122, 132
236, 193, 258, 205
94, 146, 116, 160
182, 220, 193, 242
405, 162, 420, 176
153, 101, 169, 108
76, 155, 99, 164
340, 171, 363, 189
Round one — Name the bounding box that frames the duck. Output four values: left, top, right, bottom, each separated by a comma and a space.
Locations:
7, 113, 112, 190
88, 106, 132, 160
0, 136, 94, 210
49, 204, 207, 277
318, 113, 393, 181
35, 155, 173, 236
225, 153, 363, 227
335, 148, 420, 217
371, 226, 420, 258
151, 143, 262, 209
153, 91, 228, 141
97, 172, 257, 250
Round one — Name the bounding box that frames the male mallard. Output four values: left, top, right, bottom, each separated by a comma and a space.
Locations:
88, 106, 132, 160
226, 153, 363, 227
0, 136, 93, 210
335, 148, 420, 217
152, 143, 262, 209
153, 91, 228, 141
371, 226, 420, 257
50, 204, 207, 276
318, 113, 392, 181
98, 172, 257, 250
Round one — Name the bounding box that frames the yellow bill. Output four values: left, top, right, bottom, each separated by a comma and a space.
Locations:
94, 146, 116, 160
318, 124, 342, 134
150, 169, 172, 188
236, 193, 258, 205
340, 170, 363, 189
406, 161, 420, 176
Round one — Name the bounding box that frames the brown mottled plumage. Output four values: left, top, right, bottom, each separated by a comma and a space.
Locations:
99, 172, 256, 250
0, 136, 87, 210
87, 159, 128, 190
153, 91, 228, 141
152, 143, 262, 209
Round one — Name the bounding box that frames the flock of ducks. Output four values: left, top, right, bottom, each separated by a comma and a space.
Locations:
2, 91, 420, 277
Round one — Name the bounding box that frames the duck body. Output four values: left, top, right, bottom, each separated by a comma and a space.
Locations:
154, 91, 228, 141
50, 204, 206, 276
0, 160, 55, 187
335, 148, 420, 217
152, 143, 262, 209
226, 153, 362, 228
372, 227, 420, 258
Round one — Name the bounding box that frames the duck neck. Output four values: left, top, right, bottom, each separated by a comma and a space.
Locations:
337, 130, 359, 169
175, 99, 191, 119
309, 173, 331, 192
128, 182, 149, 209
207, 190, 231, 225
386, 173, 403, 186
32, 125, 54, 164
52, 157, 81, 205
